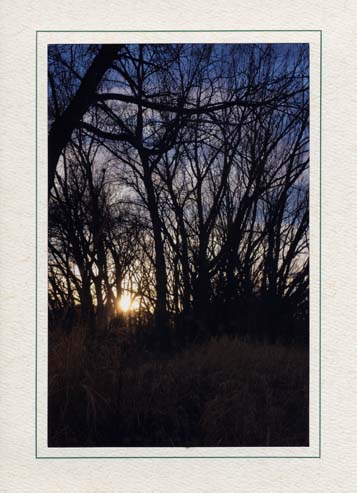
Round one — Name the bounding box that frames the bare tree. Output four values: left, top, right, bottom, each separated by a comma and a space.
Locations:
48, 44, 124, 192
48, 43, 309, 346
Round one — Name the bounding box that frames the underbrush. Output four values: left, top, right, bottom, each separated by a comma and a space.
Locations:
48, 328, 309, 447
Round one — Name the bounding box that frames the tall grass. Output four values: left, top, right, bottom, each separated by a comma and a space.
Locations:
48, 328, 308, 447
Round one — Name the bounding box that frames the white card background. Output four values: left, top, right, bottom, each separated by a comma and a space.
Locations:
0, 1, 356, 491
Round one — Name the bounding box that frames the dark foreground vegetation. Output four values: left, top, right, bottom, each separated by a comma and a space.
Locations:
48, 323, 308, 447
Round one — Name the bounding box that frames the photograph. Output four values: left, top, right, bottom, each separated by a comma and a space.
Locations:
47, 42, 310, 448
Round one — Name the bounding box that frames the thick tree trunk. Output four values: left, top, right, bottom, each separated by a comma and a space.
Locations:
80, 276, 95, 333
48, 44, 122, 193
143, 166, 170, 349
194, 239, 211, 330
176, 212, 191, 316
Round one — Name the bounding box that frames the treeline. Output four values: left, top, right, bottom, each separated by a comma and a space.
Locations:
48, 43, 309, 347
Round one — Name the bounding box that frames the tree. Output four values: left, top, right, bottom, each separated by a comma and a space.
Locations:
48, 44, 123, 192
48, 43, 309, 346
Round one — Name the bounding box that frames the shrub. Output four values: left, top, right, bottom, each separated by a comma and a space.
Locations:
48, 331, 308, 447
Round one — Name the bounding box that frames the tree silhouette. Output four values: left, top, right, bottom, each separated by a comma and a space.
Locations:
48, 43, 309, 348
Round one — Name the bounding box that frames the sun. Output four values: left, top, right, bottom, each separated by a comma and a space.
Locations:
118, 292, 140, 312
119, 292, 131, 312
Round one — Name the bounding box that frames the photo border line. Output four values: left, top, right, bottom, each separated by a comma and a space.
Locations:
35, 29, 38, 459
36, 29, 322, 459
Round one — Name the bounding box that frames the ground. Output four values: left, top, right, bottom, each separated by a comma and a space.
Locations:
48, 328, 309, 447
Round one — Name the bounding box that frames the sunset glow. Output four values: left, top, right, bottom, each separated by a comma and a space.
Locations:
118, 292, 140, 312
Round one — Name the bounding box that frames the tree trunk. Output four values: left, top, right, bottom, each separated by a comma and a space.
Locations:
80, 276, 95, 333
143, 166, 170, 349
194, 239, 211, 330
48, 44, 122, 193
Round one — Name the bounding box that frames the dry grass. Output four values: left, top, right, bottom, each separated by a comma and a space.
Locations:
48, 329, 309, 447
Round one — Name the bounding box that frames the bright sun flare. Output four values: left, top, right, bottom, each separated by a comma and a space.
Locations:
118, 292, 139, 312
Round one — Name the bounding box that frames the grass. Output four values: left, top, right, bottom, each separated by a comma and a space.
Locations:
48, 327, 309, 447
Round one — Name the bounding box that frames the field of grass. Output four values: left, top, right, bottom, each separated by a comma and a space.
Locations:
48, 327, 309, 447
